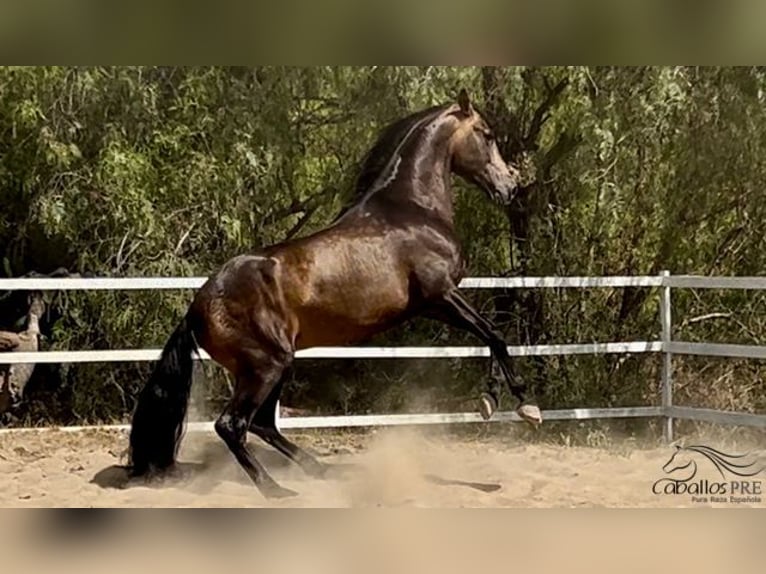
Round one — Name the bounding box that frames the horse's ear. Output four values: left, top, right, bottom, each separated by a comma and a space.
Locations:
457, 88, 473, 116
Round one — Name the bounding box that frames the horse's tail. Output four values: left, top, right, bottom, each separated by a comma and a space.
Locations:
129, 310, 199, 476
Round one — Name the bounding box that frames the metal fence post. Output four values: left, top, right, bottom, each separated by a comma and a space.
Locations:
660, 270, 674, 442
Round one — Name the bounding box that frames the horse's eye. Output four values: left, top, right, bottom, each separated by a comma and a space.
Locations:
474, 127, 495, 143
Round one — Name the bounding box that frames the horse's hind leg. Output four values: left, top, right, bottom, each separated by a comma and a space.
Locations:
249, 382, 328, 478
214, 360, 298, 499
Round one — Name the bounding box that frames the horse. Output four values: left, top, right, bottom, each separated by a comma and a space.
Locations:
128, 89, 542, 498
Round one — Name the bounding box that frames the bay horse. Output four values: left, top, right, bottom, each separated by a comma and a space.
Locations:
129, 89, 542, 498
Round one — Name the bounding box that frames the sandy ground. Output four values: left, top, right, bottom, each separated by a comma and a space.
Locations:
0, 426, 763, 508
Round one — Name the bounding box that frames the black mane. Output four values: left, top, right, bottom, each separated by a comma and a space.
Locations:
330, 104, 450, 223
353, 104, 448, 197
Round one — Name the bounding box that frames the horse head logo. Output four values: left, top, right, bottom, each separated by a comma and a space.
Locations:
662, 445, 765, 481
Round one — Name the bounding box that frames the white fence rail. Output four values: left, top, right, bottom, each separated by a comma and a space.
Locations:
6, 407, 666, 435
0, 275, 665, 291
1, 342, 665, 365
1, 273, 766, 440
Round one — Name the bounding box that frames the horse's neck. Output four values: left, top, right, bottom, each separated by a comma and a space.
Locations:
380, 123, 457, 224
410, 150, 455, 223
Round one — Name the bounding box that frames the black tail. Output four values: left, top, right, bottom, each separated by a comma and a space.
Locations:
129, 312, 198, 476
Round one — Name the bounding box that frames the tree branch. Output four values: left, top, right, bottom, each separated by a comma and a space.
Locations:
265, 186, 338, 224
481, 66, 522, 155
523, 77, 570, 151
284, 206, 319, 241
540, 130, 582, 176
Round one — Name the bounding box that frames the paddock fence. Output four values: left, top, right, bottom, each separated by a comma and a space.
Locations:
2, 272, 766, 441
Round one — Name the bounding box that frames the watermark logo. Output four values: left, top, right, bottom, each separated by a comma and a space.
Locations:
652, 444, 764, 504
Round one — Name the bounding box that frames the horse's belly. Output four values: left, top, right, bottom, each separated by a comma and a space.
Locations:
278, 231, 414, 349
293, 292, 410, 349
294, 317, 383, 348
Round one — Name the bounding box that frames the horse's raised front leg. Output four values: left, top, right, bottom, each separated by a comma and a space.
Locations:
426, 288, 542, 426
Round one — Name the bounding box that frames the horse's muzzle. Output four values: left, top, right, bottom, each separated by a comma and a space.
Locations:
483, 163, 520, 205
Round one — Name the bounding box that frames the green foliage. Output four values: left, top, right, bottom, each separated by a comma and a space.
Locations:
1, 66, 765, 425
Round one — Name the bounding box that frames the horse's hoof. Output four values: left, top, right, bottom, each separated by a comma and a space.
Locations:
517, 404, 542, 427
479, 393, 497, 421
263, 484, 299, 499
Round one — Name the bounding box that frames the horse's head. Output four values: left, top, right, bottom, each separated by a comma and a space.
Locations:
663, 445, 694, 475
448, 89, 520, 205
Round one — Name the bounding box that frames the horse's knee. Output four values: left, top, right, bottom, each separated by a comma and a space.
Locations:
215, 413, 246, 446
